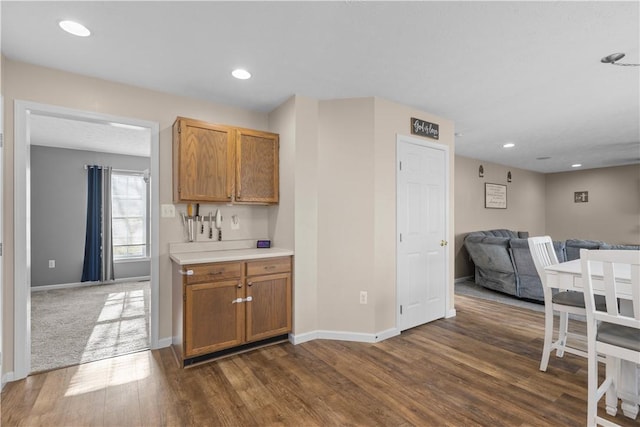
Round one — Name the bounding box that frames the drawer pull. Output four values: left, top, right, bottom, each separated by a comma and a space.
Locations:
208, 271, 223, 275
264, 265, 277, 270
231, 297, 253, 304
179, 269, 194, 276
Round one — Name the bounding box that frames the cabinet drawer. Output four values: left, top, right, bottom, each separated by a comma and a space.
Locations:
184, 262, 242, 284
246, 257, 291, 276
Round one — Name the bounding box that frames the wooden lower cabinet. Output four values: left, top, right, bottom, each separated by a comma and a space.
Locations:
246, 272, 292, 342
173, 256, 292, 365
184, 279, 244, 357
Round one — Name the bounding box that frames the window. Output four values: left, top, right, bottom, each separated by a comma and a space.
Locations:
111, 171, 148, 260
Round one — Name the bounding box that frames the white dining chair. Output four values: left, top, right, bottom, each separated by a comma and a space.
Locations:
581, 249, 640, 427
529, 236, 604, 371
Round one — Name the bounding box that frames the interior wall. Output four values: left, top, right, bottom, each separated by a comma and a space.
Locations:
30, 146, 150, 286
317, 98, 376, 333
373, 97, 455, 330
2, 58, 269, 375
545, 164, 640, 244
454, 155, 546, 278
268, 95, 320, 336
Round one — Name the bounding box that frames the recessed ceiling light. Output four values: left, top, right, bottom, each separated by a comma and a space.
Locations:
503, 143, 515, 148
59, 20, 91, 37
571, 163, 582, 168
232, 69, 251, 80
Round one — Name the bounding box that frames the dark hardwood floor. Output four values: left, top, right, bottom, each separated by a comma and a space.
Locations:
2, 294, 637, 426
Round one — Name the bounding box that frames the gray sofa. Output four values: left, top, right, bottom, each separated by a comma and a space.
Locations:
463, 230, 564, 301
463, 231, 639, 302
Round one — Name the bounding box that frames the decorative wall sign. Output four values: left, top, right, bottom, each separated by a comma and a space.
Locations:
485, 183, 507, 209
411, 117, 439, 140
574, 191, 589, 203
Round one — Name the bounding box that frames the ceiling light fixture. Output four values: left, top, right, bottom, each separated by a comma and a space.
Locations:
571, 163, 582, 168
232, 69, 251, 80
59, 20, 91, 37
503, 143, 515, 148
600, 52, 639, 67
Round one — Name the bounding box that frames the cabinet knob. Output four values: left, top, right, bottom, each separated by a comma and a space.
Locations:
237, 283, 242, 288
247, 281, 253, 287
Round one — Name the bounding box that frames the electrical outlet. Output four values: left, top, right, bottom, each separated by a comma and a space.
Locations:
48, 260, 55, 268
161, 204, 176, 218
360, 291, 368, 305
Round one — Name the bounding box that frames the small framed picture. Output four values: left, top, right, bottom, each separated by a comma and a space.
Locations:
485, 183, 507, 209
574, 191, 589, 203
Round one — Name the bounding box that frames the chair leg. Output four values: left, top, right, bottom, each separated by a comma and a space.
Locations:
540, 303, 554, 371
556, 311, 568, 357
605, 356, 619, 417
586, 342, 599, 427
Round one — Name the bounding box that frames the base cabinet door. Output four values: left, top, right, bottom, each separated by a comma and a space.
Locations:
246, 272, 292, 342
184, 279, 244, 357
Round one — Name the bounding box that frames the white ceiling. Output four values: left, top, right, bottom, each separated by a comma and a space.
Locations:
2, 1, 639, 173
29, 114, 151, 157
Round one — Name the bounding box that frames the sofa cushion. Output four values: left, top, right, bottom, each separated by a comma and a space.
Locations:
565, 239, 604, 261
599, 243, 640, 251
509, 238, 565, 300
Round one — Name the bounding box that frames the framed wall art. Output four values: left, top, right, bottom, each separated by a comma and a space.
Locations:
485, 183, 507, 209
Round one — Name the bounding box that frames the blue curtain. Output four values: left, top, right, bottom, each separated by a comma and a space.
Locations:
81, 165, 115, 282
82, 166, 102, 282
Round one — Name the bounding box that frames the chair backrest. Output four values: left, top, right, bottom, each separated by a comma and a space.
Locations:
528, 236, 560, 290
580, 249, 640, 327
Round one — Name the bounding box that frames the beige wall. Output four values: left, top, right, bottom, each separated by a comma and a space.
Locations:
546, 164, 640, 244
2, 59, 269, 374
317, 98, 376, 332
454, 156, 546, 278
2, 59, 457, 376
373, 98, 455, 330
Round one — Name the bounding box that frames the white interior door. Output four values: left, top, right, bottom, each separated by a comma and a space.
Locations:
397, 135, 447, 331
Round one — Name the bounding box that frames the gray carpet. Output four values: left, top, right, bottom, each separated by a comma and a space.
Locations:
31, 281, 150, 373
455, 278, 544, 312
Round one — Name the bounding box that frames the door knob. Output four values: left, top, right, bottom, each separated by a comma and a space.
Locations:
440, 240, 448, 246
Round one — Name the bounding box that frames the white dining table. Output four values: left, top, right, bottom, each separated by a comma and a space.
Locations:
545, 258, 639, 419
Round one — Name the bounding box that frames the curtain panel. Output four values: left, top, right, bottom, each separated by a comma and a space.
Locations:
81, 165, 115, 282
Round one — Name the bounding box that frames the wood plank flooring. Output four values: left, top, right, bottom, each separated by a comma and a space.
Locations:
2, 294, 638, 426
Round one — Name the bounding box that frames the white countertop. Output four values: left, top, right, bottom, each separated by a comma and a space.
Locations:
169, 247, 294, 265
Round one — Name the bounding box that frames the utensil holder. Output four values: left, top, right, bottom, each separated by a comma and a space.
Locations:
186, 217, 196, 242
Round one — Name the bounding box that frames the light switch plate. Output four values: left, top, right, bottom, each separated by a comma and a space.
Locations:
161, 204, 176, 218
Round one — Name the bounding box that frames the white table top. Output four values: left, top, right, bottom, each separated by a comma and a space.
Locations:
545, 258, 631, 282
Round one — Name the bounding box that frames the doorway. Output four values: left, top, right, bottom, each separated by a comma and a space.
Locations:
396, 134, 449, 331
13, 100, 160, 379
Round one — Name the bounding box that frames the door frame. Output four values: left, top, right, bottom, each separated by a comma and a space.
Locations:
396, 134, 451, 331
13, 100, 160, 380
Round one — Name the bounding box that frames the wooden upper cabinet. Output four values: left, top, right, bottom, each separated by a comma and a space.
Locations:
173, 117, 234, 203
173, 118, 279, 204
235, 129, 279, 204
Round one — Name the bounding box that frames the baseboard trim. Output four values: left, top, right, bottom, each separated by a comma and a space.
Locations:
31, 276, 151, 292
156, 337, 172, 349
454, 276, 473, 284
290, 328, 400, 345
2, 371, 15, 387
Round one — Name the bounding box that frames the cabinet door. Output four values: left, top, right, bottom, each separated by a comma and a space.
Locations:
245, 272, 291, 342
174, 118, 234, 202
184, 279, 244, 357
235, 129, 279, 204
